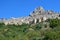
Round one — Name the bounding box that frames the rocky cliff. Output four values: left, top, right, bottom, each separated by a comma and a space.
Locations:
0, 6, 60, 25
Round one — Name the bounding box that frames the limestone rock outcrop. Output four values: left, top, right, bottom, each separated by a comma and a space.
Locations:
0, 6, 60, 25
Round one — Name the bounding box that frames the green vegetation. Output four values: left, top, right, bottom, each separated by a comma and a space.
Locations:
47, 19, 60, 28
0, 19, 60, 40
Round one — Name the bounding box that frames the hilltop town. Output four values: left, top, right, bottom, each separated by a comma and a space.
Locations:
0, 6, 60, 25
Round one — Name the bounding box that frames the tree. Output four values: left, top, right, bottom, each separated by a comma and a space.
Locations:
0, 23, 5, 28
48, 19, 60, 28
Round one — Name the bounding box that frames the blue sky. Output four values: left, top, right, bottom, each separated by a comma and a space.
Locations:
0, 0, 60, 18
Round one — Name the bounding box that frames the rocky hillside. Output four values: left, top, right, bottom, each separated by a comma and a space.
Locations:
0, 6, 60, 40
0, 18, 60, 40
